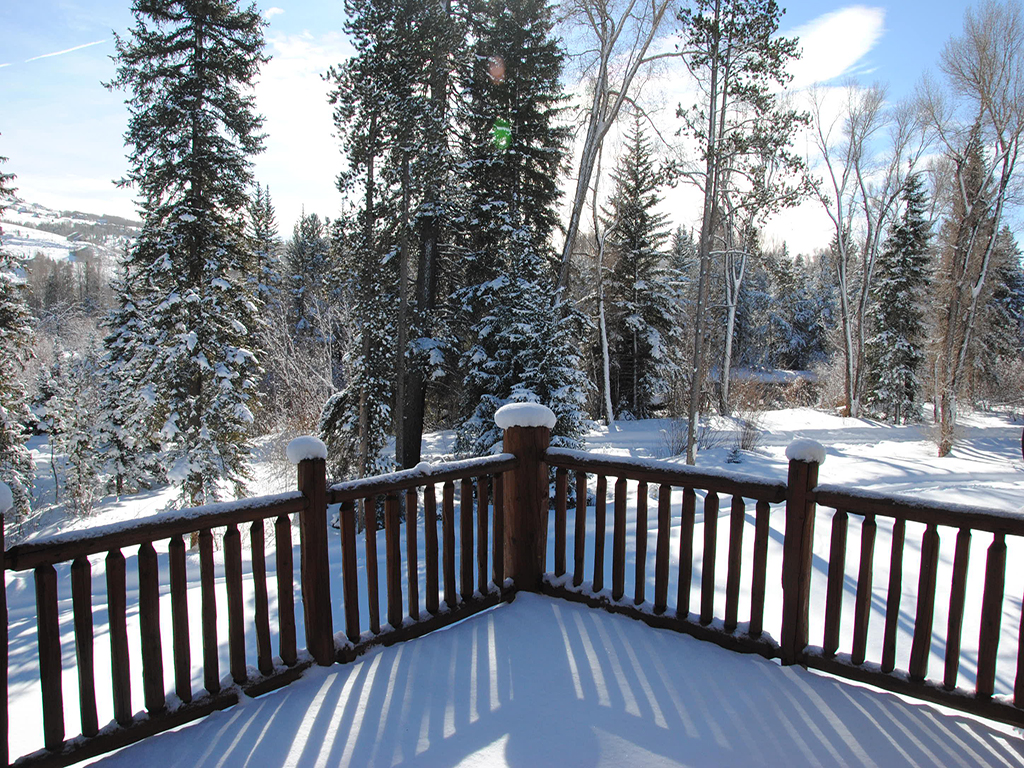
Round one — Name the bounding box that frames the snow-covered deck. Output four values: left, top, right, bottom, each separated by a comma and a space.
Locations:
87, 593, 1024, 767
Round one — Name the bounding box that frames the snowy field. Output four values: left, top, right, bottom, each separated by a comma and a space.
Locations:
0, 221, 78, 262
6, 407, 1024, 765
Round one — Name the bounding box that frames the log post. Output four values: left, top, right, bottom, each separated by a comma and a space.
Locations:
290, 438, 334, 667
781, 439, 824, 666
497, 404, 554, 593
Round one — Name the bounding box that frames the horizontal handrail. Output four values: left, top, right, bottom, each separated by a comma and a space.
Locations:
327, 453, 518, 503
812, 484, 1024, 536
545, 447, 787, 503
5, 492, 307, 572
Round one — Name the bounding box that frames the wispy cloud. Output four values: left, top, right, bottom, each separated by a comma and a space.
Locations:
264, 7, 285, 19
25, 39, 107, 63
787, 6, 886, 89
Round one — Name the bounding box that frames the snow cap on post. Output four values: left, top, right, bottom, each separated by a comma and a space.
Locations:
0, 482, 12, 515
286, 436, 328, 465
785, 438, 826, 465
495, 402, 557, 430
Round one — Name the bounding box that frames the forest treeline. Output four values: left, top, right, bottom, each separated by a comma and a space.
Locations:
0, 0, 1022, 524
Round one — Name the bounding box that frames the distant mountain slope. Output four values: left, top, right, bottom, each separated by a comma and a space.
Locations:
1, 198, 140, 263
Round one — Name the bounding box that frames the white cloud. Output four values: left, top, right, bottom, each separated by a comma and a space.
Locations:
787, 6, 886, 89
253, 30, 354, 227
264, 7, 285, 20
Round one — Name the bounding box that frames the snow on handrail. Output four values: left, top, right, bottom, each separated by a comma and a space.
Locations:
327, 453, 519, 502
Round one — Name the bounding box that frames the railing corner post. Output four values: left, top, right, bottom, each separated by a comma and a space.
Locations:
290, 439, 334, 666
781, 440, 823, 666
498, 405, 555, 593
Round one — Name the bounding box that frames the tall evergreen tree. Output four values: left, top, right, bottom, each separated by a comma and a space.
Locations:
603, 114, 677, 419
287, 211, 332, 337
866, 173, 931, 423
327, 0, 463, 471
456, 0, 587, 453
0, 144, 34, 518
108, 0, 267, 506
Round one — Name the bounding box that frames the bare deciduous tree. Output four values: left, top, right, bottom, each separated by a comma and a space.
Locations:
557, 0, 676, 296
806, 84, 927, 417
920, 0, 1024, 455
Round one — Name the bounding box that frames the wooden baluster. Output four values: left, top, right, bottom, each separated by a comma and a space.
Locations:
70, 557, 98, 736
881, 518, 906, 673
944, 527, 971, 691
364, 497, 381, 634
749, 501, 771, 639
635, 482, 648, 606
977, 532, 1007, 697
385, 494, 403, 629
443, 481, 456, 608
724, 495, 745, 632
138, 541, 165, 712
460, 478, 474, 601
851, 513, 877, 666
493, 474, 505, 588
573, 471, 587, 587
340, 500, 361, 642
613, 477, 627, 601
677, 487, 696, 618
197, 529, 220, 694
168, 534, 192, 701
35, 564, 64, 749
107, 548, 133, 723
424, 485, 440, 613
250, 522, 273, 676
823, 509, 849, 658
593, 475, 607, 593
909, 523, 940, 682
476, 477, 489, 592
654, 485, 671, 614
700, 492, 720, 626
224, 524, 247, 684
406, 487, 420, 621
554, 468, 568, 578
275, 515, 297, 665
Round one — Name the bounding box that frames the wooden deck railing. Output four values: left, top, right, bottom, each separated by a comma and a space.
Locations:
3, 491, 310, 768
800, 486, 1024, 726
3, 409, 1023, 767
542, 448, 788, 659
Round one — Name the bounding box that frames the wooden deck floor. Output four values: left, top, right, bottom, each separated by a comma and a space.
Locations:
86, 593, 1024, 767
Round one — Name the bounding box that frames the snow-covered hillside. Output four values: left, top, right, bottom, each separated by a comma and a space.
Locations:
1, 198, 139, 264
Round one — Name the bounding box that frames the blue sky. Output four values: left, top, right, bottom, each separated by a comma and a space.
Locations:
0, 0, 974, 244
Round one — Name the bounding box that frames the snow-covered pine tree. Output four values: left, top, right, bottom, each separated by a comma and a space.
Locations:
48, 343, 103, 516
866, 173, 931, 423
320, 216, 396, 479
603, 114, 677, 419
0, 144, 34, 518
327, 0, 464, 470
287, 211, 333, 338
99, 239, 167, 496
457, 0, 588, 453
246, 184, 287, 428
976, 227, 1024, 405
249, 184, 283, 314
107, 0, 267, 506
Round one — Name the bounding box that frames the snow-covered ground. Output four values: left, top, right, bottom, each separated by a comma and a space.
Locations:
86, 592, 1024, 768
0, 221, 79, 262
6, 407, 1024, 765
